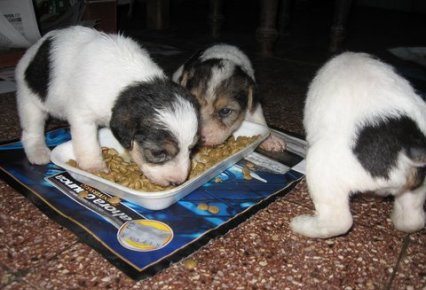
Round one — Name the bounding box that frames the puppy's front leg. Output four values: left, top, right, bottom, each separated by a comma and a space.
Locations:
246, 104, 286, 152
391, 182, 426, 233
70, 121, 107, 173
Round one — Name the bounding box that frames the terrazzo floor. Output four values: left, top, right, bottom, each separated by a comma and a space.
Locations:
1, 0, 425, 289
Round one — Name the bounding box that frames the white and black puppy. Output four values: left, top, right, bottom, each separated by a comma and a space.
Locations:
15, 26, 199, 187
291, 52, 426, 238
172, 44, 285, 151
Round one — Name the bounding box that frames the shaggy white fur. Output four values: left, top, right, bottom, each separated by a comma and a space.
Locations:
291, 52, 426, 238
15, 26, 199, 186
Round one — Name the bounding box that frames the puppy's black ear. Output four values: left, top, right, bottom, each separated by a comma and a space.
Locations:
178, 69, 190, 87
406, 146, 426, 164
110, 108, 136, 149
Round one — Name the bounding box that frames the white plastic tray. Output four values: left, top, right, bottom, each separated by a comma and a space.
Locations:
50, 121, 270, 210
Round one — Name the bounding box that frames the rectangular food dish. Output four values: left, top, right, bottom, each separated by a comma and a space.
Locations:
50, 121, 270, 210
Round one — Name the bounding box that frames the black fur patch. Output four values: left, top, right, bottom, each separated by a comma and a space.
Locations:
110, 77, 199, 164
24, 37, 52, 101
353, 115, 426, 179
185, 58, 222, 92
216, 65, 256, 112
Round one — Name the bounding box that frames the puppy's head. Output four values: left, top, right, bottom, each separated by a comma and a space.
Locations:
176, 58, 256, 146
110, 78, 199, 187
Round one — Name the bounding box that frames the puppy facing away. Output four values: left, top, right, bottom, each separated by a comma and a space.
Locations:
15, 26, 199, 187
291, 52, 426, 238
172, 44, 286, 151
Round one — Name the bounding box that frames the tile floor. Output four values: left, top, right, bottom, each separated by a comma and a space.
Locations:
1, 0, 425, 289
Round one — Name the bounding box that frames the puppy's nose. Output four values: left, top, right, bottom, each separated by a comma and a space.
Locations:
168, 175, 188, 186
169, 179, 184, 186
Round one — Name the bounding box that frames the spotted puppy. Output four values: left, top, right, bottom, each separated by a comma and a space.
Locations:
172, 44, 285, 151
15, 26, 199, 186
291, 52, 426, 238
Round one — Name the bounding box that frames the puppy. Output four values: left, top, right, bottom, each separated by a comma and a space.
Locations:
172, 44, 285, 151
290, 52, 426, 238
15, 26, 199, 187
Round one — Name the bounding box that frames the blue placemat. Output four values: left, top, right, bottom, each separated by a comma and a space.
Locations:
0, 128, 305, 280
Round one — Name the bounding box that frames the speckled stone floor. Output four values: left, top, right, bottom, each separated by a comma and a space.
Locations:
1, 1, 425, 289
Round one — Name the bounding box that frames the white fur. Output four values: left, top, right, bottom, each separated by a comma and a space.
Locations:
290, 52, 426, 238
200, 44, 256, 80
16, 26, 198, 186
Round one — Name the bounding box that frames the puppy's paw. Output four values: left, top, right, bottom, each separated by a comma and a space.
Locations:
259, 134, 286, 152
25, 146, 51, 165
290, 214, 352, 239
391, 208, 425, 233
78, 158, 108, 174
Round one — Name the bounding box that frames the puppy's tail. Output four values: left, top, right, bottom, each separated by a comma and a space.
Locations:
405, 145, 426, 167
397, 116, 426, 167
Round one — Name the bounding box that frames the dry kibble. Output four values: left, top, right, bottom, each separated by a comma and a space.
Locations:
78, 190, 88, 198
246, 162, 255, 169
197, 203, 209, 211
214, 176, 222, 183
182, 258, 197, 270
67, 135, 259, 192
68, 159, 78, 168
242, 166, 253, 180
207, 205, 220, 214
109, 196, 121, 205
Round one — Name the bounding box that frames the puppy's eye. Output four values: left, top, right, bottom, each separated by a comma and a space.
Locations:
218, 108, 232, 118
145, 149, 168, 163
152, 150, 166, 160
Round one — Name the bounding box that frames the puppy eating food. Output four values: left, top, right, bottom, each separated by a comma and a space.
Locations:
15, 26, 199, 187
290, 52, 426, 238
67, 135, 259, 192
67, 134, 259, 192
172, 44, 285, 151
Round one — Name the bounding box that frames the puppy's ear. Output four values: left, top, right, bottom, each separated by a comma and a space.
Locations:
179, 70, 190, 87
247, 83, 260, 113
110, 110, 136, 149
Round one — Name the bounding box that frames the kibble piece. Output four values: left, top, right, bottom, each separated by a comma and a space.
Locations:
182, 258, 197, 270
67, 159, 78, 168
109, 196, 121, 205
246, 162, 255, 169
197, 203, 209, 211
207, 205, 220, 214
242, 166, 253, 180
78, 190, 88, 198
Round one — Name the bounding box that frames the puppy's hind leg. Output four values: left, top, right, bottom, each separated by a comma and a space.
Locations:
290, 152, 353, 238
291, 181, 353, 238
391, 180, 426, 233
19, 97, 51, 164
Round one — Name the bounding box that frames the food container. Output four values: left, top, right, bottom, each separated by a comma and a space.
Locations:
50, 121, 270, 210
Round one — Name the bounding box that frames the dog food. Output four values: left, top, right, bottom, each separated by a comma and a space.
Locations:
182, 258, 198, 270
207, 205, 220, 214
67, 135, 259, 192
197, 203, 220, 214
197, 203, 209, 211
